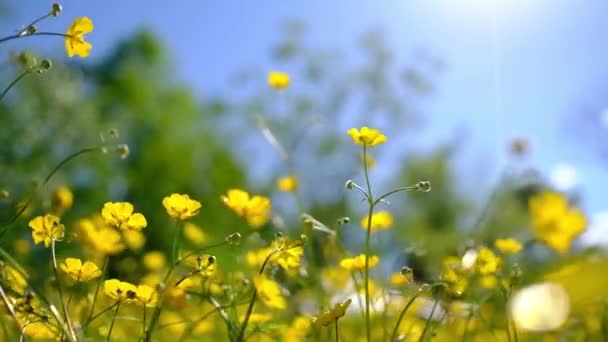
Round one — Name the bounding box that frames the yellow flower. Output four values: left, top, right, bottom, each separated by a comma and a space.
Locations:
254, 275, 286, 309
22, 321, 58, 339
221, 189, 271, 228
76, 217, 125, 255
162, 193, 202, 220
390, 270, 412, 287
312, 299, 351, 327
495, 238, 523, 254
135, 284, 158, 306
65, 16, 93, 58
283, 316, 312, 342
183, 222, 207, 245
529, 191, 587, 253
104, 279, 137, 302
195, 255, 217, 279
277, 175, 298, 192
28, 214, 65, 247
339, 254, 379, 272
60, 258, 101, 282
347, 126, 387, 147
267, 71, 290, 90
143, 251, 166, 271
240, 312, 273, 324
475, 247, 501, 275
101, 202, 147, 231
1, 265, 27, 295
123, 229, 146, 251
361, 211, 394, 232
480, 275, 498, 289
52, 186, 73, 211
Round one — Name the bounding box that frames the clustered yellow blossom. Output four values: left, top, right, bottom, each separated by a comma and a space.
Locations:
529, 191, 587, 253
28, 214, 65, 247
101, 202, 147, 231
340, 254, 379, 272
221, 189, 271, 228
254, 275, 286, 309
75, 217, 126, 255
361, 210, 394, 232
267, 71, 290, 90
65, 16, 94, 58
60, 258, 101, 282
277, 175, 298, 192
312, 299, 352, 326
162, 193, 202, 220
104, 279, 137, 302
347, 126, 387, 147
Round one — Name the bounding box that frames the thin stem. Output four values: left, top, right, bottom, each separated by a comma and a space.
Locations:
172, 220, 181, 265
0, 31, 74, 44
20, 13, 53, 34
362, 144, 374, 342
85, 256, 108, 326
174, 240, 228, 266
419, 298, 440, 341
374, 186, 418, 206
0, 283, 21, 334
87, 302, 120, 324
390, 290, 422, 342
0, 69, 31, 103
106, 301, 121, 342
349, 273, 365, 321
0, 146, 101, 243
142, 305, 146, 337
335, 319, 339, 342
51, 240, 76, 341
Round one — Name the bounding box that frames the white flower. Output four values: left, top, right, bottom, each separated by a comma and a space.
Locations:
509, 282, 570, 332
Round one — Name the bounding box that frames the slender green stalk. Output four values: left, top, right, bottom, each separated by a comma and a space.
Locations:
0, 283, 21, 334
419, 298, 440, 341
362, 144, 374, 342
85, 256, 108, 326
335, 319, 339, 342
51, 240, 76, 341
87, 302, 120, 324
0, 32, 74, 44
172, 220, 181, 264
374, 186, 418, 206
0, 69, 31, 103
142, 305, 146, 337
106, 301, 121, 342
511, 319, 519, 342
349, 273, 366, 321
390, 291, 422, 342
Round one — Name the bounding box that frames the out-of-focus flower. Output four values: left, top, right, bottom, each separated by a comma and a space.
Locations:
529, 191, 587, 253
65, 17, 93, 58
183, 222, 207, 245
347, 127, 387, 147
479, 275, 498, 289
22, 321, 58, 340
282, 315, 312, 342
104, 279, 137, 302
60, 258, 101, 282
254, 275, 286, 309
142, 251, 166, 271
340, 254, 379, 272
390, 267, 413, 286
360, 211, 394, 232
28, 214, 64, 247
52, 186, 73, 211
312, 299, 351, 327
475, 247, 501, 275
277, 176, 298, 192
509, 282, 570, 332
162, 193, 202, 220
221, 189, 271, 228
101, 202, 147, 231
123, 230, 146, 251
268, 71, 290, 90
495, 238, 523, 254
76, 217, 125, 255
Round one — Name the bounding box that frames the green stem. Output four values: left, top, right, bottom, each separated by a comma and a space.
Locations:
87, 302, 120, 324
51, 240, 76, 341
362, 144, 374, 342
85, 256, 108, 326
106, 301, 121, 342
419, 298, 440, 341
142, 305, 146, 337
374, 186, 418, 206
0, 69, 31, 103
335, 319, 339, 342
0, 32, 75, 44
349, 273, 366, 321
172, 220, 181, 265
390, 290, 422, 342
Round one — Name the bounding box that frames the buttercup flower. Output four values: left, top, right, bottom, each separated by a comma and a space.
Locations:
28, 214, 65, 247
340, 254, 379, 272
361, 211, 394, 232
254, 275, 286, 309
312, 299, 352, 327
65, 16, 93, 58
529, 191, 587, 253
60, 258, 101, 282
475, 247, 501, 275
101, 202, 147, 231
162, 193, 202, 220
221, 189, 271, 228
495, 238, 523, 254
104, 279, 137, 302
268, 71, 290, 90
347, 126, 387, 147
277, 175, 298, 192
135, 284, 158, 306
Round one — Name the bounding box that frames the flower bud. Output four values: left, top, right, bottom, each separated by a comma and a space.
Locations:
116, 144, 129, 159
108, 128, 119, 139
0, 190, 9, 199
51, 3, 63, 16
225, 232, 241, 244
40, 59, 52, 70
416, 181, 431, 192
345, 180, 354, 190
26, 25, 37, 35
337, 217, 350, 225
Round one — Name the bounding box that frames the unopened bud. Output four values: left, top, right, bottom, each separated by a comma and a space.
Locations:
0, 190, 9, 199
26, 25, 37, 35
116, 144, 129, 159
40, 59, 52, 70
51, 3, 62, 16
299, 234, 308, 244
225, 232, 241, 244
108, 128, 119, 139
416, 181, 431, 192
345, 180, 354, 190
337, 217, 350, 225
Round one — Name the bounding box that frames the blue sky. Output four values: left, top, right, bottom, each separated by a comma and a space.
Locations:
3, 1, 608, 222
